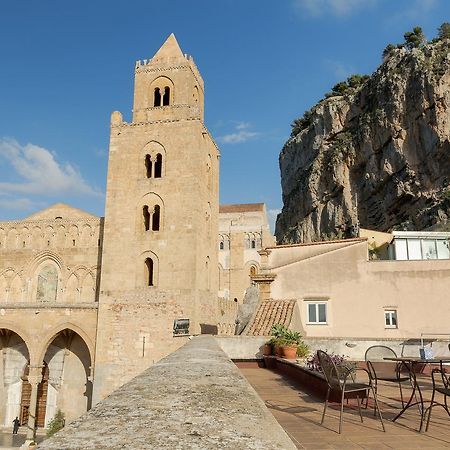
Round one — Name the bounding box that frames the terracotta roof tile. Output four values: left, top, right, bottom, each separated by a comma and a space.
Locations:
244, 299, 296, 336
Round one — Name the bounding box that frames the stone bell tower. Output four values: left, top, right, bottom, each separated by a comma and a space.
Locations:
93, 34, 220, 402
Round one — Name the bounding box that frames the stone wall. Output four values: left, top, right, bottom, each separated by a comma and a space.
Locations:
39, 336, 296, 450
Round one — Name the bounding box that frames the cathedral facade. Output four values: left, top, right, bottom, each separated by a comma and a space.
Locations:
0, 34, 225, 433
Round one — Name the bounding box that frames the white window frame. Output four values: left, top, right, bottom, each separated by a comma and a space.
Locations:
305, 300, 328, 325
384, 310, 398, 329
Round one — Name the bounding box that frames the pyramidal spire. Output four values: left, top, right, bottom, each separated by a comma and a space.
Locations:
153, 33, 184, 59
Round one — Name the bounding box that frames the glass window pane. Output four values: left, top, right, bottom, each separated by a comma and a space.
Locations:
407, 239, 422, 260
385, 312, 390, 326
318, 304, 327, 322
391, 312, 397, 326
422, 239, 437, 260
436, 240, 450, 259
395, 239, 408, 260
308, 304, 316, 323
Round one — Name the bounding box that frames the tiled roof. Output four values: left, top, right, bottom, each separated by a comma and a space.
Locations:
219, 203, 264, 214
244, 299, 296, 336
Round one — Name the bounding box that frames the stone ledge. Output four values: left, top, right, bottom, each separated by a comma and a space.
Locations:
39, 335, 296, 450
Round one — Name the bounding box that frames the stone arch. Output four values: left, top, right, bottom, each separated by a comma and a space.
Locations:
44, 225, 55, 247
245, 260, 260, 283
31, 226, 43, 249
20, 226, 30, 248
80, 273, 95, 303
37, 324, 94, 368
138, 250, 159, 288
64, 274, 79, 303
9, 274, 24, 303
141, 141, 166, 179
0, 328, 31, 426
37, 327, 93, 426
139, 192, 165, 233
150, 76, 174, 107
80, 224, 93, 246
27, 253, 63, 304
7, 228, 18, 249
55, 224, 66, 247
68, 225, 79, 247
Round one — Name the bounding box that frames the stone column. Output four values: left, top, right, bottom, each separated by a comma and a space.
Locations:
26, 367, 42, 440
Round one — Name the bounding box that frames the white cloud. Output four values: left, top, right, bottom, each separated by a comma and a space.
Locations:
323, 59, 356, 80
0, 197, 37, 211
217, 122, 260, 145
0, 138, 102, 197
268, 208, 281, 234
386, 0, 438, 23
293, 0, 377, 17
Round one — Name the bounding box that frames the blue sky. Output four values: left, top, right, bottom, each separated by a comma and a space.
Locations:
0, 0, 447, 230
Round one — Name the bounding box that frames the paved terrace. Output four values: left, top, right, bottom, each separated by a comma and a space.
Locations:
241, 365, 450, 449
39, 336, 296, 450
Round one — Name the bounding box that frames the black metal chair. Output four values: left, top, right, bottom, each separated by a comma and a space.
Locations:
425, 363, 450, 431
365, 345, 410, 411
317, 350, 385, 434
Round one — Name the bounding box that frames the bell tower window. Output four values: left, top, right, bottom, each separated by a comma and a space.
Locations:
154, 154, 162, 178
152, 205, 161, 231
145, 155, 152, 178
143, 206, 150, 231
154, 88, 161, 107
145, 258, 154, 286
163, 86, 170, 106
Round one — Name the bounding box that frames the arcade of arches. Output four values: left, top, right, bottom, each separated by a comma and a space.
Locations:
0, 328, 92, 430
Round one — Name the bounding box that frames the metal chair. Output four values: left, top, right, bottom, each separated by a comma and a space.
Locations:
425, 363, 450, 431
365, 345, 410, 411
317, 350, 385, 434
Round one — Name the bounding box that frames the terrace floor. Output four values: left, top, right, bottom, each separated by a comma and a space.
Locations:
240, 366, 450, 450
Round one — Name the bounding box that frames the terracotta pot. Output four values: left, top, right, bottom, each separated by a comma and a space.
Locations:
262, 344, 272, 356
282, 345, 297, 359
274, 345, 283, 357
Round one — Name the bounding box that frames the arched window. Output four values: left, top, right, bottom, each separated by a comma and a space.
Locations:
154, 88, 161, 107
251, 239, 256, 249
145, 258, 154, 286
219, 241, 224, 250
163, 86, 170, 106
250, 266, 257, 276
154, 153, 162, 178
145, 155, 152, 178
152, 205, 160, 231
36, 265, 58, 302
143, 206, 150, 231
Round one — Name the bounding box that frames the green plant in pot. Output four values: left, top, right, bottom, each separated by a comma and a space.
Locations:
270, 324, 286, 356
296, 341, 310, 364
281, 329, 303, 359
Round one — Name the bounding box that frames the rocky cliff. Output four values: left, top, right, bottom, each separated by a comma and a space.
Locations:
275, 39, 450, 243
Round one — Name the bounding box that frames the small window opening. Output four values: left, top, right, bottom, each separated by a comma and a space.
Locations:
163, 86, 170, 106
145, 155, 152, 178
251, 240, 256, 249
219, 242, 224, 250
154, 154, 162, 178
250, 266, 257, 276
145, 258, 154, 286
22, 241, 26, 248
72, 240, 76, 246
154, 88, 161, 107
143, 206, 150, 231
47, 240, 50, 246
152, 205, 161, 231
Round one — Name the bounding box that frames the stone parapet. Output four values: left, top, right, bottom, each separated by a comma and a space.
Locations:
39, 336, 296, 450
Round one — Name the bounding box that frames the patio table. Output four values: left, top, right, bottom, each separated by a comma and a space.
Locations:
384, 356, 450, 431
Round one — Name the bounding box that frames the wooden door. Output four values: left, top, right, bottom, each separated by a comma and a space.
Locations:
20, 363, 49, 427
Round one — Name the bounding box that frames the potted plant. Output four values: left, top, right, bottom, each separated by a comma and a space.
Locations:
270, 324, 286, 357
280, 329, 302, 359
296, 341, 310, 365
